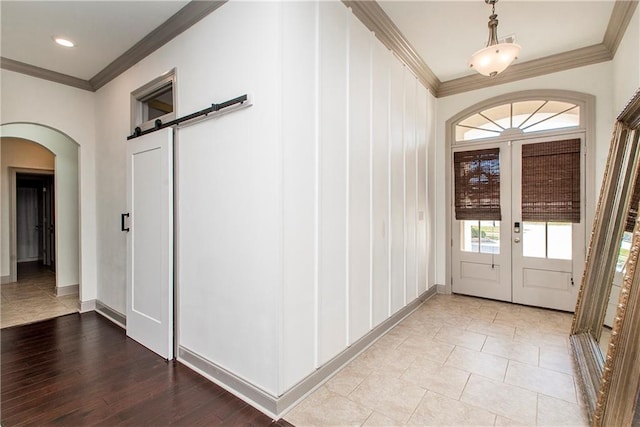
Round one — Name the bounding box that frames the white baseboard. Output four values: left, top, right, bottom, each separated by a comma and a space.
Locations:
95, 300, 126, 329
56, 284, 79, 297
179, 347, 279, 419
1, 275, 12, 285
179, 286, 437, 418
79, 299, 96, 313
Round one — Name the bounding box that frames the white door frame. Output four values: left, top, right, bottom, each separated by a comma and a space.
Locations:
444, 90, 595, 298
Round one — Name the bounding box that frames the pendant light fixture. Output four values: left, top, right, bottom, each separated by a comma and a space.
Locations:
468, 0, 521, 77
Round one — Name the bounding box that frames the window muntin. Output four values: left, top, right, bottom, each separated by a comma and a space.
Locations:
455, 100, 580, 142
479, 104, 511, 129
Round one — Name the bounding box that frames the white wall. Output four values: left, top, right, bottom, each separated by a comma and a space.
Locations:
613, 6, 639, 114
176, 2, 282, 395
0, 71, 97, 301
280, 1, 432, 393
1, 138, 54, 267
435, 62, 615, 285
426, 92, 437, 292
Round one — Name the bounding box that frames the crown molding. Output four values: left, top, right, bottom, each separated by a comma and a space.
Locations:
438, 43, 612, 98
434, 0, 637, 97
346, 0, 636, 98
1, 0, 637, 98
90, 0, 226, 91
343, 0, 441, 95
603, 0, 639, 56
0, 57, 93, 91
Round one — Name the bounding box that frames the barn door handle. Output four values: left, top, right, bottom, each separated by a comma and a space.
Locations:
121, 213, 130, 232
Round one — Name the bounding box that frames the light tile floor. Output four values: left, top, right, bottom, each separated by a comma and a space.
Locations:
285, 294, 589, 427
1, 264, 78, 328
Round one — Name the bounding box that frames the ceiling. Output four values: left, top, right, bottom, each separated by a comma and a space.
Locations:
0, 1, 629, 93
1, 1, 189, 80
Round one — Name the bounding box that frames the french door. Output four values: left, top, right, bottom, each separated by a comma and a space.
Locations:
451, 134, 585, 311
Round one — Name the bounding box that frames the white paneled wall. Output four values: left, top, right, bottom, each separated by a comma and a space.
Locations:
347, 12, 373, 346
281, 1, 431, 394
87, 0, 432, 403
405, 73, 417, 303
389, 55, 406, 315
371, 39, 391, 328
281, 0, 318, 393
176, 2, 283, 396
417, 84, 429, 294
318, 0, 349, 366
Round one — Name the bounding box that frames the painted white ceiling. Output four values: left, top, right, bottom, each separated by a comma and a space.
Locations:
379, 0, 615, 81
0, 1, 618, 83
0, 1, 189, 80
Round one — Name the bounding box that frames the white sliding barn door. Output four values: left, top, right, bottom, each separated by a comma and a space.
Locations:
126, 128, 174, 359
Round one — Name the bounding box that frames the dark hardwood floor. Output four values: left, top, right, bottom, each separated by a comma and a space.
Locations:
1, 312, 292, 426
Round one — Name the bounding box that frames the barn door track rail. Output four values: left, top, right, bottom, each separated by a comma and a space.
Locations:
127, 94, 251, 140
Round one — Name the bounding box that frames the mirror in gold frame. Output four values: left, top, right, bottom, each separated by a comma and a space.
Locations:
571, 88, 640, 426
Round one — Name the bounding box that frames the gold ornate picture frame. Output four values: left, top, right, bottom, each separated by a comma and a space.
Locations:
571, 88, 640, 426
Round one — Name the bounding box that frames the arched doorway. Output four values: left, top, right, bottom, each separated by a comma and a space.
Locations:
0, 123, 80, 326
445, 90, 595, 311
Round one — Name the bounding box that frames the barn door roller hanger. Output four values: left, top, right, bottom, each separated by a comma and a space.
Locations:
127, 94, 252, 140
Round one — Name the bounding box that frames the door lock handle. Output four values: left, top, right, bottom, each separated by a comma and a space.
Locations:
121, 213, 130, 232
514, 237, 521, 243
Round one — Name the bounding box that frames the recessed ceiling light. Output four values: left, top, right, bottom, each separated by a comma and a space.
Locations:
53, 37, 75, 48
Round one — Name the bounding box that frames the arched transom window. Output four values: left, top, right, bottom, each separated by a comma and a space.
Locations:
456, 100, 580, 142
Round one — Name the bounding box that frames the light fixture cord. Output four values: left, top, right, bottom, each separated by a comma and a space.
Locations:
486, 0, 499, 47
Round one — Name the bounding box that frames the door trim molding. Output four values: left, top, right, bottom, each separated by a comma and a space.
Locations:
445, 90, 596, 302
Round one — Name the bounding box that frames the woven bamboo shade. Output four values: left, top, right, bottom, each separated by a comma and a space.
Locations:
454, 148, 501, 221
521, 139, 581, 223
